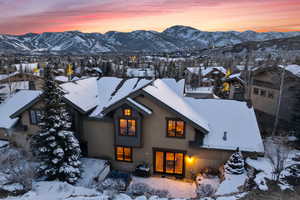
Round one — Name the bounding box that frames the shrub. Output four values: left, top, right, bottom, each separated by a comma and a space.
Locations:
126, 182, 169, 198
196, 184, 215, 197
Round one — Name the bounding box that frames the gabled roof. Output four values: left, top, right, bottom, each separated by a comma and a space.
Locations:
143, 79, 263, 152
143, 79, 210, 133
186, 98, 264, 152
101, 97, 152, 116
0, 90, 42, 129
60, 78, 99, 113
187, 66, 226, 76
89, 77, 152, 118
279, 64, 300, 78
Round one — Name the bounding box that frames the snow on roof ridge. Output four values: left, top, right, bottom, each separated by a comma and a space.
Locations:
0, 90, 42, 129
143, 79, 210, 132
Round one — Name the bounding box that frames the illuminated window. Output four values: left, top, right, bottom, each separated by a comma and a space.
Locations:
119, 119, 136, 136
167, 119, 185, 138
123, 109, 131, 116
115, 146, 132, 162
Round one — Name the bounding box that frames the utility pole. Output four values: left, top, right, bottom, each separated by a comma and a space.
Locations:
272, 64, 286, 137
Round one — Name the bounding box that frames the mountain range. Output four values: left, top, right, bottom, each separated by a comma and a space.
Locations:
1, 25, 300, 54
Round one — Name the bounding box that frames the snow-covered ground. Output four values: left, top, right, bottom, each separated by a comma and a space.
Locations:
130, 176, 197, 199
215, 173, 247, 195
76, 158, 110, 187
3, 181, 101, 200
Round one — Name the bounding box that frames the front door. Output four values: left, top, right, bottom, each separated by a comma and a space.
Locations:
154, 149, 185, 176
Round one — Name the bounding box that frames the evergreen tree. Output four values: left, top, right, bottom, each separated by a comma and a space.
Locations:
31, 65, 81, 184
224, 148, 245, 175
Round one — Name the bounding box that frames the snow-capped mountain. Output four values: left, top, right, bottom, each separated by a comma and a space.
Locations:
0, 25, 300, 54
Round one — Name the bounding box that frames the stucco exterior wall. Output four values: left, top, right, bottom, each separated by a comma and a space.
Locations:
251, 86, 279, 116
83, 95, 235, 179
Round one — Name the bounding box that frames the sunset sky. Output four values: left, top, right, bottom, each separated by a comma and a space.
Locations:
0, 0, 299, 35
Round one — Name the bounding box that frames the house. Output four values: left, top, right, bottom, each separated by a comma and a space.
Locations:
250, 64, 300, 133
126, 68, 155, 78
185, 66, 226, 87
0, 77, 264, 179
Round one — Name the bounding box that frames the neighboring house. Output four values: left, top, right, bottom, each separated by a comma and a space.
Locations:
225, 73, 246, 101
126, 68, 155, 78
1, 77, 264, 179
0, 72, 43, 90
185, 66, 226, 87
250, 65, 300, 133
0, 90, 42, 145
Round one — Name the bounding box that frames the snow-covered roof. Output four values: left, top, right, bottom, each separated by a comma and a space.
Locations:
0, 90, 42, 129
55, 76, 69, 83
185, 86, 214, 94
90, 77, 152, 117
126, 97, 152, 115
143, 79, 210, 132
187, 66, 226, 76
0, 72, 19, 81
279, 64, 300, 77
143, 79, 263, 152
126, 68, 155, 77
60, 78, 99, 113
186, 99, 264, 152
0, 81, 29, 98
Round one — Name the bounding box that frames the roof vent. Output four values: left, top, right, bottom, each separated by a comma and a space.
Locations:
223, 131, 227, 141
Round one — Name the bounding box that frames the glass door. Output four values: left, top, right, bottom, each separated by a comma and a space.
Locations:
154, 150, 184, 176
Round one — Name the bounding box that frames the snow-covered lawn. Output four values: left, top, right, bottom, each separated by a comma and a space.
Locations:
76, 158, 110, 188
215, 173, 247, 195
130, 176, 197, 199
3, 181, 101, 200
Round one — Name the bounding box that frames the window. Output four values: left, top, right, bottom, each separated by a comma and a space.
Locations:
260, 89, 266, 97
253, 88, 259, 95
119, 119, 136, 136
29, 110, 43, 125
268, 91, 274, 99
123, 109, 132, 116
167, 119, 185, 138
115, 146, 132, 162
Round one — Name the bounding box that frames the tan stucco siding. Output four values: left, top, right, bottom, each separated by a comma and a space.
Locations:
83, 95, 235, 178
251, 86, 279, 116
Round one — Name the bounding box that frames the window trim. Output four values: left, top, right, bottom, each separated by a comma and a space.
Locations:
260, 89, 266, 97
115, 146, 133, 162
166, 118, 186, 139
253, 88, 259, 95
29, 109, 43, 125
118, 118, 137, 137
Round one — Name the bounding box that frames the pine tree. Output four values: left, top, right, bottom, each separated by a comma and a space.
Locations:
31, 65, 81, 184
224, 148, 245, 175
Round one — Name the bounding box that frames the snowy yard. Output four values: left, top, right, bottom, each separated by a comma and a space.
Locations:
130, 176, 197, 199
76, 158, 110, 187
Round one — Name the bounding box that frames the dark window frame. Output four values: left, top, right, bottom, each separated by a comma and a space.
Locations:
166, 118, 186, 138
29, 109, 43, 125
152, 148, 186, 177
118, 117, 137, 137
253, 88, 259, 95
115, 146, 133, 162
260, 89, 266, 97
